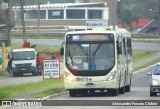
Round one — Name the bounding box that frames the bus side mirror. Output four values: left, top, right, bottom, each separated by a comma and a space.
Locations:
60, 47, 64, 55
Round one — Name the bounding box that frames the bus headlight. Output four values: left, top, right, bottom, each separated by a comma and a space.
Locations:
67, 76, 74, 81
107, 71, 116, 81
64, 72, 75, 81
152, 79, 159, 86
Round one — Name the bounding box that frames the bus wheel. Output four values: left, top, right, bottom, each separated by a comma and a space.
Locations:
125, 85, 131, 92
69, 90, 76, 97
150, 91, 157, 96
119, 87, 125, 94
111, 89, 118, 96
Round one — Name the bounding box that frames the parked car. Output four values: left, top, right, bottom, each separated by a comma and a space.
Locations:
148, 63, 160, 96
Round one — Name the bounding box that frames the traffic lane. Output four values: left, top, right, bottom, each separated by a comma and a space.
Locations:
11, 39, 64, 47
0, 75, 42, 87
3, 87, 159, 109
49, 66, 158, 101
132, 42, 160, 51
132, 67, 153, 87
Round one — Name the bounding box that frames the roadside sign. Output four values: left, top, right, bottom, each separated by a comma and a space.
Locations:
86, 21, 107, 28
43, 59, 60, 79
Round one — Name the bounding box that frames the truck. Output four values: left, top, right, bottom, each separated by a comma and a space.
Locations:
11, 48, 41, 77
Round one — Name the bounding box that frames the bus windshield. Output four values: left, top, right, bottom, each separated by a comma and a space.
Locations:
65, 34, 115, 71
12, 51, 35, 60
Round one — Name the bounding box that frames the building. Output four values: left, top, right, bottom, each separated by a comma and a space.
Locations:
137, 19, 160, 35
12, 0, 118, 35
118, 19, 150, 32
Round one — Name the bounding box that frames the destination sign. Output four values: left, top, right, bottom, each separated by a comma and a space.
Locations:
67, 34, 114, 41
82, 35, 108, 40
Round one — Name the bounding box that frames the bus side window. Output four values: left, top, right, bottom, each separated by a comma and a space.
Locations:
123, 38, 126, 56
127, 38, 132, 56
116, 40, 122, 54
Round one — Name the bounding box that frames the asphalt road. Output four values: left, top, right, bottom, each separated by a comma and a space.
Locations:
2, 67, 160, 109
0, 62, 63, 87
11, 39, 64, 47
132, 42, 160, 51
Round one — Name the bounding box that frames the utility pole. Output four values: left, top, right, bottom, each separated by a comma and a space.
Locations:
112, 0, 116, 30
4, 0, 10, 46
158, 0, 160, 36
20, 0, 27, 43
37, 0, 40, 36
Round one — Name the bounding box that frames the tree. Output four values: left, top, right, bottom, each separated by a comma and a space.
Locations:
118, 0, 159, 30
0, 1, 5, 24
118, 0, 138, 28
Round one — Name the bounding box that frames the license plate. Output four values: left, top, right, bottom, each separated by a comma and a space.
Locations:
85, 83, 95, 87
21, 69, 26, 70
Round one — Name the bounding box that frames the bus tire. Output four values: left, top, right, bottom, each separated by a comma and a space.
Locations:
119, 87, 125, 94
150, 91, 157, 96
111, 89, 118, 96
125, 79, 131, 92
69, 90, 76, 97
125, 85, 131, 92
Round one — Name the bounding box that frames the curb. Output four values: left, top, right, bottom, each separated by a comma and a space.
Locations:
40, 91, 68, 100
133, 64, 155, 74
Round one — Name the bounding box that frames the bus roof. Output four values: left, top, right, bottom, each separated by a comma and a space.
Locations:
66, 28, 131, 39
66, 29, 117, 35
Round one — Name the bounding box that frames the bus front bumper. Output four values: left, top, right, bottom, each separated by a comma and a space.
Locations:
64, 79, 118, 90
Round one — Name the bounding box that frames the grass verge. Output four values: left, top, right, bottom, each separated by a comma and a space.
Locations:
133, 50, 158, 63
11, 44, 60, 58
133, 59, 160, 72
36, 87, 65, 98
0, 71, 8, 77
132, 39, 160, 43
0, 78, 64, 100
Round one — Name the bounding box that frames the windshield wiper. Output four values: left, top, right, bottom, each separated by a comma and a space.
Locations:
93, 43, 102, 56
78, 44, 88, 56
